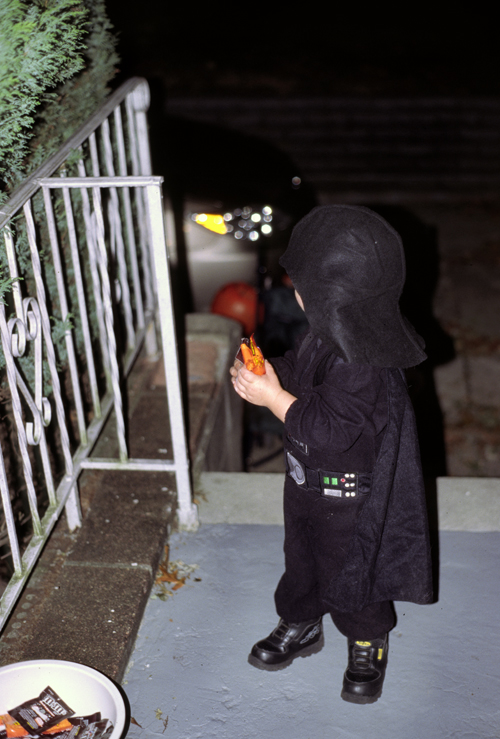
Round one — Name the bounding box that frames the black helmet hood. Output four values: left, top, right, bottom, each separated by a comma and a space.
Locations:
279, 205, 426, 368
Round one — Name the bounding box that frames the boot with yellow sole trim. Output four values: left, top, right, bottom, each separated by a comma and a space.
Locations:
341, 634, 388, 704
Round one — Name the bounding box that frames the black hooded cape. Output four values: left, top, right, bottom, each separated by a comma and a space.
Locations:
325, 366, 433, 611
280, 205, 427, 368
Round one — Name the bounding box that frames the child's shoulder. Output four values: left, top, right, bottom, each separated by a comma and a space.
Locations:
318, 351, 388, 393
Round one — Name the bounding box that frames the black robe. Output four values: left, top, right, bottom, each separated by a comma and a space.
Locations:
272, 333, 433, 614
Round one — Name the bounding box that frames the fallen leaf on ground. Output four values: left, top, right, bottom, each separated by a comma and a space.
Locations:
155, 563, 186, 589
152, 551, 199, 598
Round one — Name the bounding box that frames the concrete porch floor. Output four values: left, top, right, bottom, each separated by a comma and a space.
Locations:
122, 473, 500, 739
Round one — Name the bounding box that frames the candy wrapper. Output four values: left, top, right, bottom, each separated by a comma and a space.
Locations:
67, 714, 101, 730
0, 712, 75, 737
4, 687, 74, 736
235, 334, 266, 375
1, 688, 113, 739
48, 719, 113, 739
0, 717, 113, 739
77, 720, 113, 739
0, 713, 74, 737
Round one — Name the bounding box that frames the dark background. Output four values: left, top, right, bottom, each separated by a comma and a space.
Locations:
102, 1, 500, 482
105, 3, 500, 98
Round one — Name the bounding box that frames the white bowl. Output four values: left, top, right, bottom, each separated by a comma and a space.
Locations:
0, 660, 128, 738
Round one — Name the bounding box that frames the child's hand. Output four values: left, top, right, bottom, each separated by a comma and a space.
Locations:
229, 359, 243, 387
230, 360, 296, 422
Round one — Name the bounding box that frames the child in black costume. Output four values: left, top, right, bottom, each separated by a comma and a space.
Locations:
230, 205, 432, 704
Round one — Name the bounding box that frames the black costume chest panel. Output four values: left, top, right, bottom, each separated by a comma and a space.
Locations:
272, 336, 388, 474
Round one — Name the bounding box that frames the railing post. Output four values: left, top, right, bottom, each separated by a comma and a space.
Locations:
129, 81, 158, 358
144, 182, 198, 530
63, 483, 83, 531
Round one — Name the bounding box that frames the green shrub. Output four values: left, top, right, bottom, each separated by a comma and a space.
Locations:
0, 0, 119, 193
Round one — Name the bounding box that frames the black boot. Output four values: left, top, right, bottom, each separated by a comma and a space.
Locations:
248, 617, 324, 671
341, 634, 388, 704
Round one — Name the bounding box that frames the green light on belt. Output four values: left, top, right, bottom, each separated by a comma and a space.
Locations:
323, 476, 338, 486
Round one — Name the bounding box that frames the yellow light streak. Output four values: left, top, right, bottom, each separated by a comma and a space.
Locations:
194, 213, 227, 235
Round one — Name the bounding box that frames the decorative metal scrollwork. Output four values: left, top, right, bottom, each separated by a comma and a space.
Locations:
8, 315, 26, 358
4, 296, 52, 446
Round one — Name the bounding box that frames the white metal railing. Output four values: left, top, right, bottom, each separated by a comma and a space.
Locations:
0, 78, 196, 632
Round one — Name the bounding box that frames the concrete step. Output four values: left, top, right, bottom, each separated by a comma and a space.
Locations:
197, 472, 500, 531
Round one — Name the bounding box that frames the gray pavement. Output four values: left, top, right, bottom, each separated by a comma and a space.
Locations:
122, 474, 500, 739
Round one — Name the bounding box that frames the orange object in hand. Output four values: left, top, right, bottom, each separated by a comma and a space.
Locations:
238, 334, 266, 375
